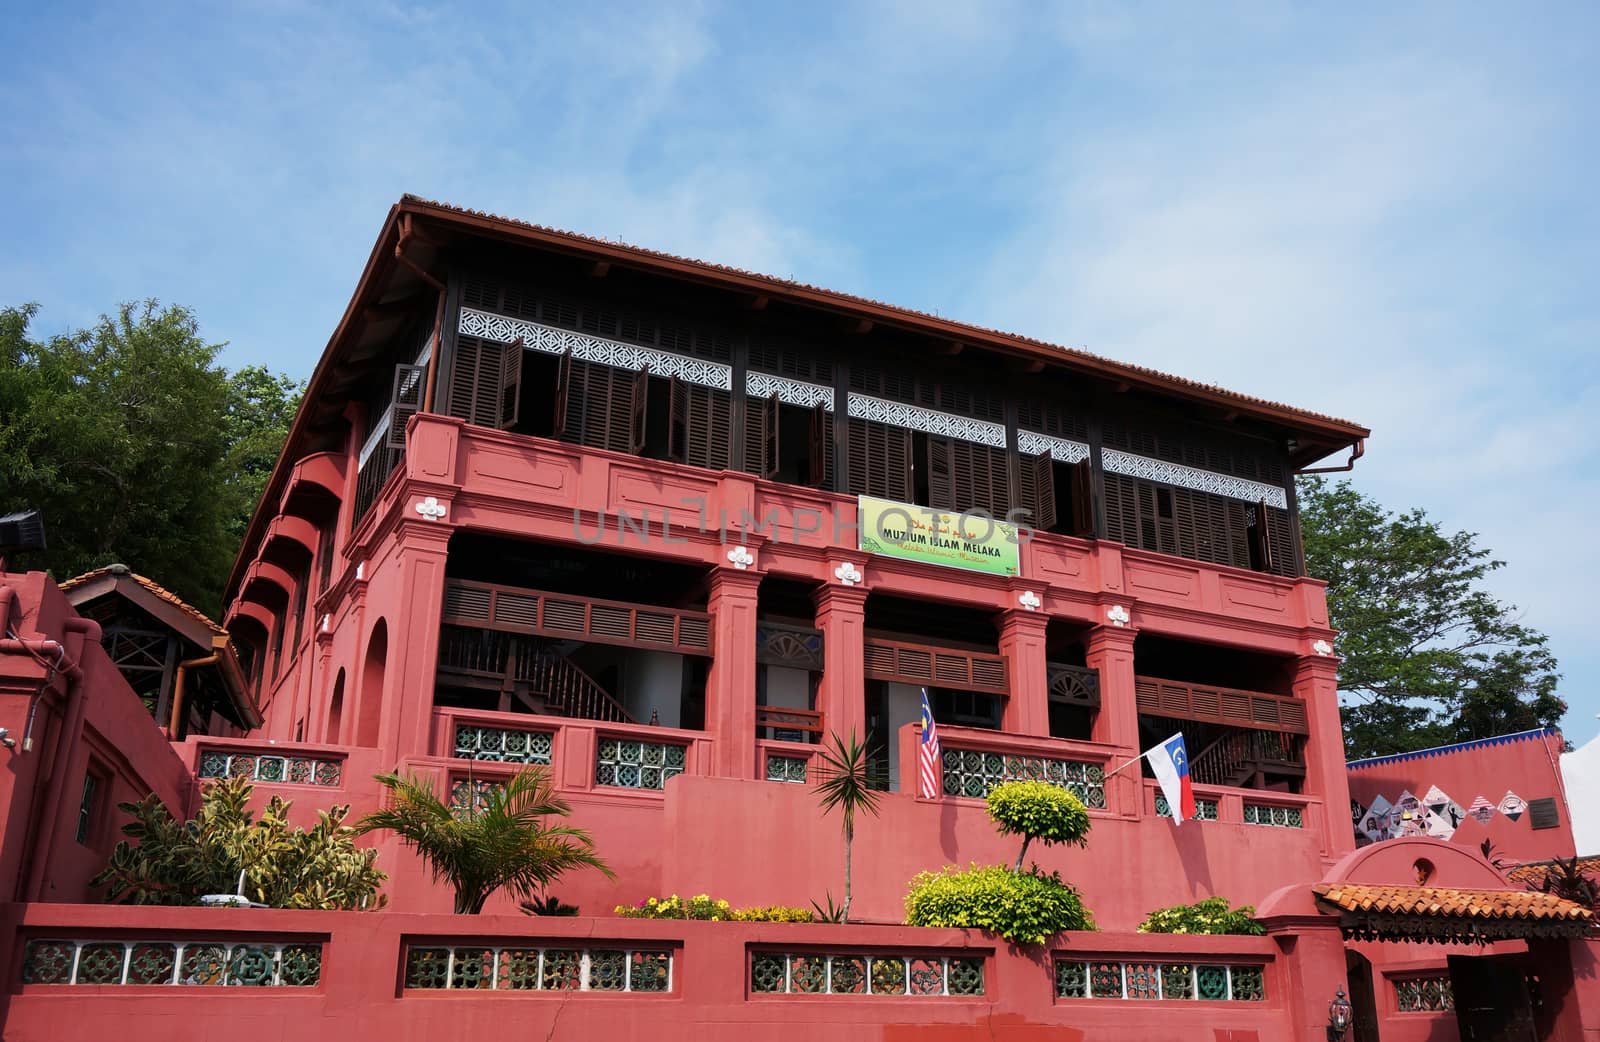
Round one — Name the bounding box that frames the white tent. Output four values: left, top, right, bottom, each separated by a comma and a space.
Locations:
1561, 725, 1600, 856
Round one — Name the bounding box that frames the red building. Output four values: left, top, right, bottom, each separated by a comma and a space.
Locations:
1, 196, 1595, 1041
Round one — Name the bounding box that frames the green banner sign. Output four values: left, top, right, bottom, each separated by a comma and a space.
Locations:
856, 496, 1021, 576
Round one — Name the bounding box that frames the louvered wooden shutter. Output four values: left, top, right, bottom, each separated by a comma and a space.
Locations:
551, 350, 572, 436
668, 376, 685, 461
1252, 498, 1275, 573
926, 437, 953, 510
669, 378, 733, 470
1071, 458, 1094, 536
1015, 450, 1056, 532
497, 339, 523, 430
387, 363, 426, 450
808, 404, 834, 488
561, 359, 637, 453
846, 418, 912, 501
741, 393, 779, 478
629, 368, 649, 454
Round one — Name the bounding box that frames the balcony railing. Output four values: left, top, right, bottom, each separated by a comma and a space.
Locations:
756, 705, 823, 743
442, 578, 712, 656
1134, 677, 1307, 734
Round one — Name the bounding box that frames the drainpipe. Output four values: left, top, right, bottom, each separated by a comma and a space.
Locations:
19, 616, 98, 902
1296, 438, 1365, 475
394, 214, 447, 413
168, 651, 221, 737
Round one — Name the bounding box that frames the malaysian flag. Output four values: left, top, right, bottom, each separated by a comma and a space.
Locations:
918, 688, 941, 799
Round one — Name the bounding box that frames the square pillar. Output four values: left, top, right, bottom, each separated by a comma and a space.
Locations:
998, 608, 1051, 737
1086, 619, 1141, 817
705, 567, 763, 779
1294, 652, 1355, 858
813, 582, 869, 744
381, 510, 454, 766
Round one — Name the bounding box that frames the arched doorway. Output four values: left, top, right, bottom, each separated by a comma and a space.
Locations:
356, 620, 387, 748
1345, 949, 1380, 1042
326, 668, 345, 745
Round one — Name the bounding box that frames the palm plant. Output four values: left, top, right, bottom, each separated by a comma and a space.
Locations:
814, 730, 883, 923
356, 767, 612, 914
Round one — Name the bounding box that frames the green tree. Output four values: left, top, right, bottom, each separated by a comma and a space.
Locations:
986, 780, 1091, 873
92, 776, 386, 909
813, 730, 884, 923
356, 767, 612, 914
1297, 477, 1564, 760
0, 301, 303, 613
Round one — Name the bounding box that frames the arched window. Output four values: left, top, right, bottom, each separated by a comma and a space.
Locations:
356, 620, 388, 747
326, 668, 346, 745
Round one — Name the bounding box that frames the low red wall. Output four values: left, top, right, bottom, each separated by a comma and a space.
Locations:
0, 903, 1294, 1042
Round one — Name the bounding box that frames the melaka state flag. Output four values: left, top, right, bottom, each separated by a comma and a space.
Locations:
1147, 733, 1197, 825
918, 688, 941, 800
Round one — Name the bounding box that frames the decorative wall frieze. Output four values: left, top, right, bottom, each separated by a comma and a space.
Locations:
458, 307, 732, 391
745, 372, 835, 410
1018, 430, 1090, 464
846, 393, 1007, 448
1101, 448, 1288, 508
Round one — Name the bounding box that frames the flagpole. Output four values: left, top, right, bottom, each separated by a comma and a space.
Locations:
1103, 753, 1144, 779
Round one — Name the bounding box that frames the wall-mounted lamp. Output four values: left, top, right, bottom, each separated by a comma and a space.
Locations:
1327, 986, 1353, 1039
0, 727, 15, 750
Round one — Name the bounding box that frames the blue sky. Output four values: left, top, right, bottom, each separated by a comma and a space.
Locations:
4, 2, 1596, 744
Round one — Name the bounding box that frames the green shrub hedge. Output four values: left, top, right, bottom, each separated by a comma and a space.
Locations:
904, 864, 1094, 944
1138, 896, 1264, 935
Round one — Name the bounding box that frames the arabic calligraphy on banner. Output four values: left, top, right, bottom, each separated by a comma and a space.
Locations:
856, 495, 1022, 577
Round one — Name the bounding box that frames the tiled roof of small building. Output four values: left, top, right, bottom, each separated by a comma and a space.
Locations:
59, 564, 223, 636
1506, 856, 1600, 887
1313, 883, 1593, 923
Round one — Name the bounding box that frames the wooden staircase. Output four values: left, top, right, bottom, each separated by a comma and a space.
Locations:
1189, 728, 1306, 789
436, 625, 635, 724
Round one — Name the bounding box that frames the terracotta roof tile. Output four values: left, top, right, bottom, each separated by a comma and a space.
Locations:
59, 565, 224, 637
400, 195, 1369, 437
1507, 856, 1600, 887
1313, 883, 1594, 922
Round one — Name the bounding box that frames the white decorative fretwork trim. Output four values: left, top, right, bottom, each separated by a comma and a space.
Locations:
745, 372, 835, 410
846, 393, 1006, 448
1101, 448, 1288, 508
833, 561, 863, 586
1018, 430, 1090, 463
458, 307, 732, 391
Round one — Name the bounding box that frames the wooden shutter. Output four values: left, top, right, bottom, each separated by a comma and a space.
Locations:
846, 418, 912, 502
561, 359, 637, 453
629, 368, 649, 454
808, 403, 834, 488
741, 393, 779, 479
1014, 450, 1056, 533
668, 376, 685, 461
387, 363, 426, 450
669, 379, 733, 470
926, 437, 953, 510
551, 349, 572, 437
497, 339, 523, 429
1251, 498, 1275, 573
1071, 458, 1095, 537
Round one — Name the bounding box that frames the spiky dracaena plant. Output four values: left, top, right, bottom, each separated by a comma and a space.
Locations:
356, 767, 612, 914
92, 776, 386, 910
813, 731, 884, 923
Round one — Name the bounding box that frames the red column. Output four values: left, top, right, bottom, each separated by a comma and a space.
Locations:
1086, 619, 1141, 817
813, 583, 868, 745
1293, 652, 1353, 858
381, 512, 454, 767
998, 608, 1050, 737
1263, 913, 1352, 1042
704, 567, 763, 779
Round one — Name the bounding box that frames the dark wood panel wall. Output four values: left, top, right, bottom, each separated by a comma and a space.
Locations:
422, 269, 1305, 577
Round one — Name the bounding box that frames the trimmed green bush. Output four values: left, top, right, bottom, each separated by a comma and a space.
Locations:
986, 780, 1091, 872
1138, 896, 1264, 935
730, 905, 816, 923
904, 864, 1094, 944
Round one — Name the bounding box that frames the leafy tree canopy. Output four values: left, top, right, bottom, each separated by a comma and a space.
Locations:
1298, 477, 1564, 760
0, 301, 303, 614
